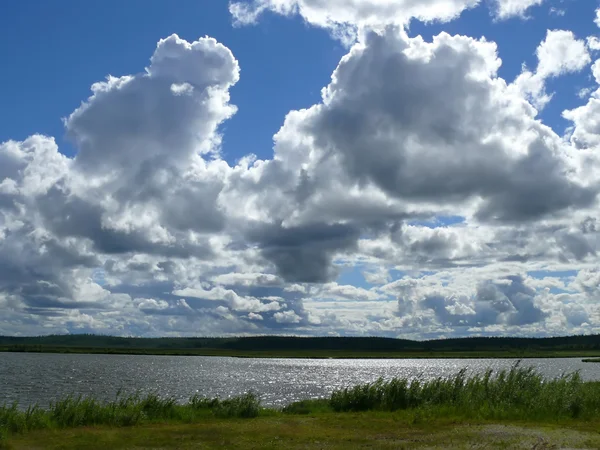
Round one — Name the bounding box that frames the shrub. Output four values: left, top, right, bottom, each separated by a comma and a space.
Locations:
212, 392, 261, 418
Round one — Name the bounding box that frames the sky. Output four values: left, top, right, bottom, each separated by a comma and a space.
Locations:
1, 0, 600, 339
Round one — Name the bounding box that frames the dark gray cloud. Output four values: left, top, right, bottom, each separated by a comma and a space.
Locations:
36, 185, 215, 258
248, 222, 360, 282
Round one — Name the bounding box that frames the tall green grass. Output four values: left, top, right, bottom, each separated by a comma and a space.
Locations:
0, 391, 261, 439
326, 364, 600, 420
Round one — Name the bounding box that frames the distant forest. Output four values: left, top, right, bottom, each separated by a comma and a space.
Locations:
1, 334, 600, 354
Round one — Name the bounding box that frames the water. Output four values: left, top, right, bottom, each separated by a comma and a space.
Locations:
0, 353, 597, 408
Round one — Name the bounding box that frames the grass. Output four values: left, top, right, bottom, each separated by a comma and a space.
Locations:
2, 364, 600, 448
323, 364, 600, 420
4, 414, 600, 449
0, 391, 261, 439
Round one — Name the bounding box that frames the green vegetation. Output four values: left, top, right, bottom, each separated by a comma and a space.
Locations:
326, 365, 600, 420
1, 333, 600, 358
5, 415, 600, 449
2, 365, 600, 449
0, 391, 261, 440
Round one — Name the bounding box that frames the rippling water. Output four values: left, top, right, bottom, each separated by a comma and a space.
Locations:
0, 353, 597, 408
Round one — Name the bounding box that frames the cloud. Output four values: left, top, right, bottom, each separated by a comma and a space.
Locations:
514, 30, 591, 108
172, 285, 282, 313
2, 26, 600, 338
229, 0, 482, 45
274, 310, 303, 324
230, 0, 481, 30
0, 34, 248, 336
563, 60, 600, 151
548, 7, 565, 17
588, 37, 600, 52
63, 34, 238, 247
362, 267, 391, 285
535, 30, 590, 77
493, 0, 545, 20
318, 283, 383, 301
0, 136, 103, 315
388, 273, 548, 332
271, 28, 595, 226
230, 0, 549, 44
246, 222, 361, 282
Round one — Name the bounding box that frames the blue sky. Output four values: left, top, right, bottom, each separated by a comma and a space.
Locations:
0, 0, 346, 160
2, 0, 597, 159
1, 0, 600, 338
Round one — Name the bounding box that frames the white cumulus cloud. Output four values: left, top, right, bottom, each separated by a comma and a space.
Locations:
514, 29, 590, 108
493, 0, 545, 20
2, 24, 600, 338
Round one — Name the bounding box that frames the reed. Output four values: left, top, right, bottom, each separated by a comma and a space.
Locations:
326, 364, 600, 420
0, 391, 261, 438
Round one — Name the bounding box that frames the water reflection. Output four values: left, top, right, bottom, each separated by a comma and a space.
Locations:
0, 353, 596, 408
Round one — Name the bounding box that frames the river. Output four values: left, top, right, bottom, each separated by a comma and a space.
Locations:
1, 353, 597, 408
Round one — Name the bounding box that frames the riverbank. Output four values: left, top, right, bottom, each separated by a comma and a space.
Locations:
2, 366, 600, 448
3, 346, 600, 359
4, 415, 600, 449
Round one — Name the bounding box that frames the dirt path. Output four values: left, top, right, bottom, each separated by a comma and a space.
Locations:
415, 424, 600, 449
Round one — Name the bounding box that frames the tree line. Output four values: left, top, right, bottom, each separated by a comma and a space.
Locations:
1, 334, 599, 352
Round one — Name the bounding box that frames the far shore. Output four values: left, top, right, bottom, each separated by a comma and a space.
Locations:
2, 345, 600, 360
2, 333, 599, 360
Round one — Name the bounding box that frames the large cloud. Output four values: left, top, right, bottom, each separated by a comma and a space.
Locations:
230, 0, 480, 30
2, 25, 600, 338
230, 0, 548, 44
0, 35, 254, 335
64, 35, 238, 245
268, 28, 596, 226
422, 275, 548, 328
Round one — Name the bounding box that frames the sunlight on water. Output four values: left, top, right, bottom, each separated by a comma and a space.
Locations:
0, 353, 596, 408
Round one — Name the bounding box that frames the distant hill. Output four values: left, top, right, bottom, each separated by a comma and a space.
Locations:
1, 333, 599, 356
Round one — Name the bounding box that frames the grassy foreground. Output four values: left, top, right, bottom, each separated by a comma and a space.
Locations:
5, 415, 600, 449
2, 365, 600, 448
